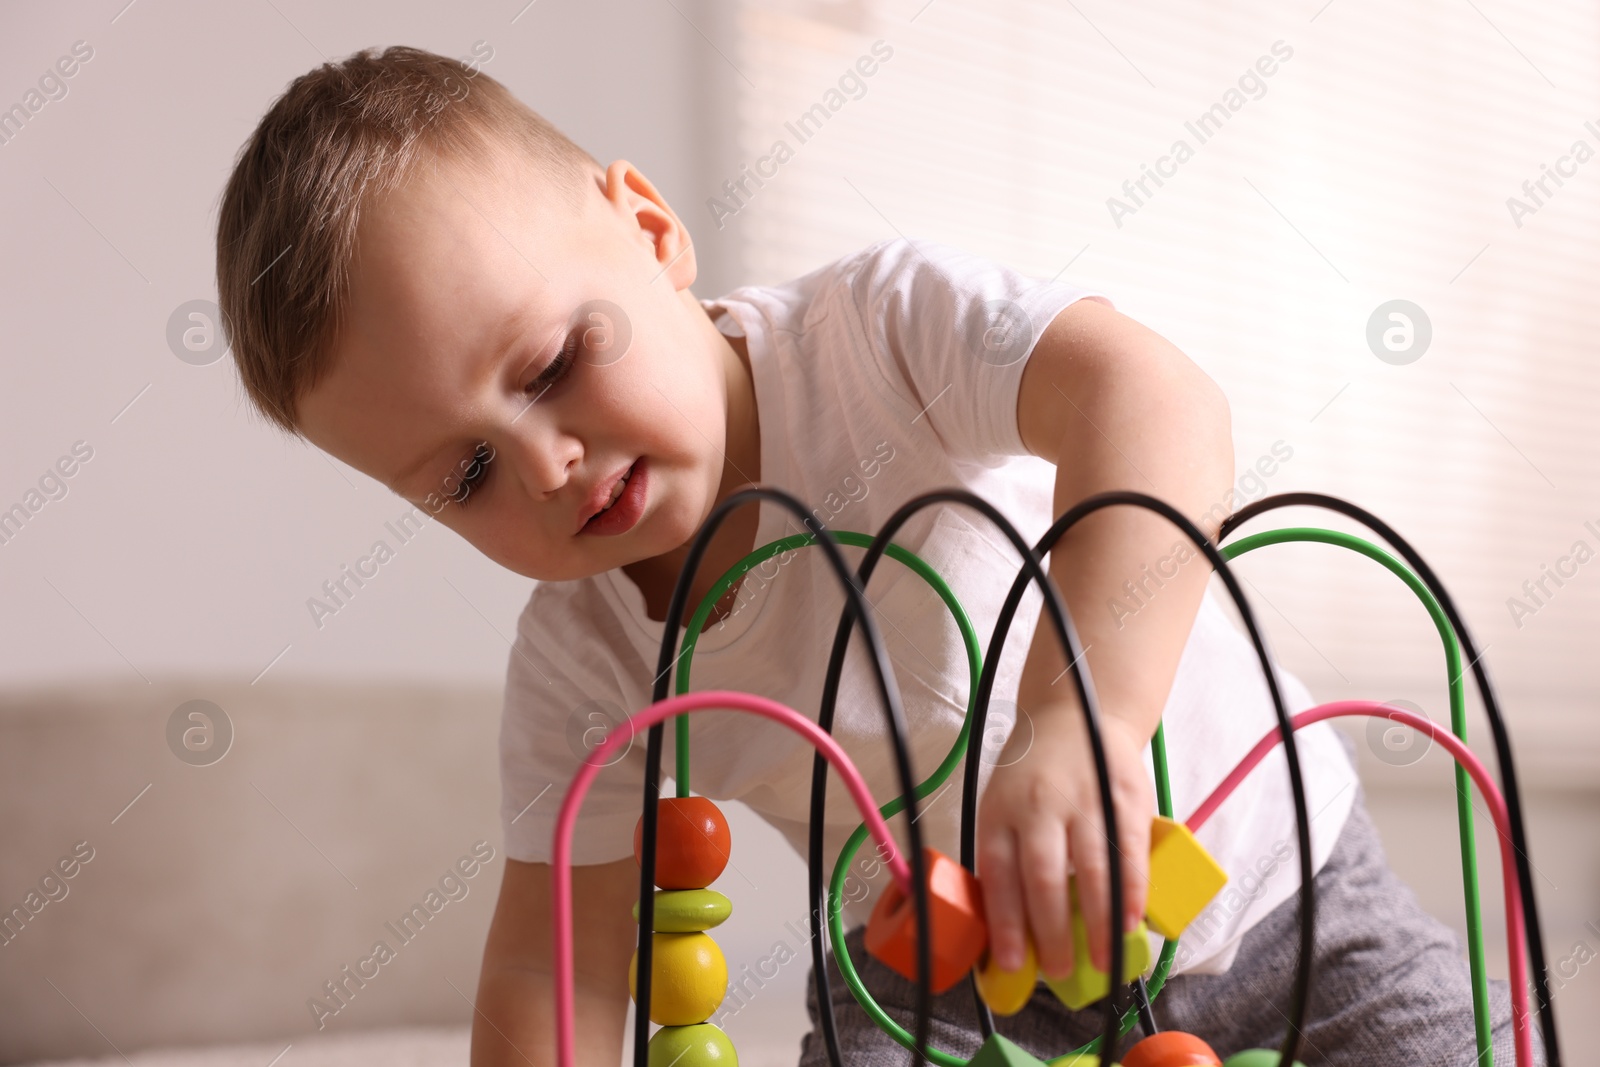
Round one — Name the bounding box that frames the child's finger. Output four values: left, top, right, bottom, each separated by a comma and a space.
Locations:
976, 826, 1029, 974
1067, 815, 1115, 974
1119, 810, 1152, 931
1016, 820, 1072, 980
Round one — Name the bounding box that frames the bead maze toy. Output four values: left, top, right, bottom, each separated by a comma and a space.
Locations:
547, 487, 1563, 1067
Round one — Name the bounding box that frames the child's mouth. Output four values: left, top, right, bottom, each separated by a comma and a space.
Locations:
582, 458, 646, 536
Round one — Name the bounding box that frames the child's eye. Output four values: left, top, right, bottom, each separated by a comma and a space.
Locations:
448, 442, 494, 507
449, 330, 581, 509
524, 329, 582, 399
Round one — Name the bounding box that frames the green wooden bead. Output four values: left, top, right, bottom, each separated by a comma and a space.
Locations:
1222, 1052, 1305, 1067
1041, 878, 1152, 1012
632, 888, 733, 932
648, 1022, 738, 1067
970, 1033, 1050, 1067
1040, 914, 1151, 1011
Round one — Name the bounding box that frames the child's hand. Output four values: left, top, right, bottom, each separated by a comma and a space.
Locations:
976, 706, 1153, 980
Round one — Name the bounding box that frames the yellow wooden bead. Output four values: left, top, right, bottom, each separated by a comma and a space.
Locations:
632, 889, 733, 932
628, 932, 728, 1026
1145, 816, 1228, 940
974, 937, 1038, 1016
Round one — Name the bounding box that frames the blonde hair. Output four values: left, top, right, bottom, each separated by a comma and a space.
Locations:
216, 45, 600, 435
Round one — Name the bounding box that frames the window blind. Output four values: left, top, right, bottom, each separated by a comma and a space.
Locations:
720, 0, 1600, 780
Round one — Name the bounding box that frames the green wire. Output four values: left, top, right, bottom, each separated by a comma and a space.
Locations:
673, 530, 1177, 1065
672, 529, 969, 792
820, 714, 1178, 1065
667, 525, 1491, 1066
1219, 529, 1492, 1066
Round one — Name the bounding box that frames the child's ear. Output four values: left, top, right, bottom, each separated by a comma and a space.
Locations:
602, 159, 697, 291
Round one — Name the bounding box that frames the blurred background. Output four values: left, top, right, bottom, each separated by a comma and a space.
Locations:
2, 0, 1596, 1063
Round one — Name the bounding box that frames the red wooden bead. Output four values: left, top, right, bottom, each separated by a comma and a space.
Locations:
864, 847, 988, 995
1121, 1031, 1222, 1067
634, 797, 731, 890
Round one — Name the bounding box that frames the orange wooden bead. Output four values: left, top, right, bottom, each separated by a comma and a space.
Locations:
864, 846, 988, 994
635, 797, 731, 890
1121, 1031, 1222, 1067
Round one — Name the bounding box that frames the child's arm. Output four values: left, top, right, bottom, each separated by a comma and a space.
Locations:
472, 856, 641, 1067
976, 296, 1234, 981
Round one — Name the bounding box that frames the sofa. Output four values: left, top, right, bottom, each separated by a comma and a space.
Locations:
4, 676, 1594, 1065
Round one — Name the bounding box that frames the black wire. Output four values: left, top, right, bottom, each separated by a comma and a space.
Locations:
969, 491, 1317, 1065
1133, 977, 1158, 1038
812, 490, 1123, 1061
638, 486, 934, 1067
1219, 491, 1563, 1066
634, 716, 667, 1067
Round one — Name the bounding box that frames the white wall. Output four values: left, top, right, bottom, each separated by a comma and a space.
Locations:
0, 0, 742, 689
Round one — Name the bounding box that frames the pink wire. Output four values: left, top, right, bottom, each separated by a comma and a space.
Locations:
550, 689, 915, 1067
1186, 700, 1531, 1067
549, 694, 1531, 1066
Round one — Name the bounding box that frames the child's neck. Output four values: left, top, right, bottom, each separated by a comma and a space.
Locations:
625, 303, 761, 629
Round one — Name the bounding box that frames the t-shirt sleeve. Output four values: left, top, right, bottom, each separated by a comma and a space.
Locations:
845, 236, 1114, 467
498, 588, 653, 867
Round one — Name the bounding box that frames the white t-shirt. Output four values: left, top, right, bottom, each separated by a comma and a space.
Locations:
498, 237, 1357, 975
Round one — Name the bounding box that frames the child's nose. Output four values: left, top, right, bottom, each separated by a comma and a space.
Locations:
501, 426, 584, 502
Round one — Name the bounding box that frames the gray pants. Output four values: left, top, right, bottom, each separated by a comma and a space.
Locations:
800, 795, 1538, 1065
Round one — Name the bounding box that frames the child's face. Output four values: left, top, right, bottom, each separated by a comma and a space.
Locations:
298, 145, 742, 583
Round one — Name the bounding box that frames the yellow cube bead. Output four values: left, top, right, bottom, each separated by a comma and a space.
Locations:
1144, 816, 1228, 940
628, 932, 728, 1026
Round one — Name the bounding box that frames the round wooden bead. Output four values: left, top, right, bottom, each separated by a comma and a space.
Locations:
1221, 1052, 1306, 1067
1122, 1031, 1222, 1066
633, 889, 733, 932
974, 938, 1038, 1016
647, 1022, 738, 1067
634, 797, 732, 890
628, 932, 728, 1026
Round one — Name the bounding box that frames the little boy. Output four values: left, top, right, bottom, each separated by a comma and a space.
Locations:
217, 47, 1527, 1067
